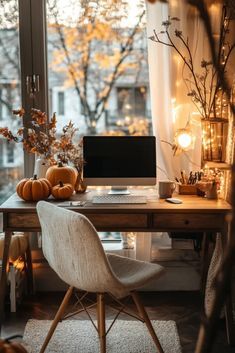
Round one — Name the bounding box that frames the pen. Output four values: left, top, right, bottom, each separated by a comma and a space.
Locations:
181, 170, 186, 184
188, 171, 193, 184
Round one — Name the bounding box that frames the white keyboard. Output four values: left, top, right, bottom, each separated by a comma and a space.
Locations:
92, 195, 147, 204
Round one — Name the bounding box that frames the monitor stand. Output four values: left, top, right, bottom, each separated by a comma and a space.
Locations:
108, 186, 130, 195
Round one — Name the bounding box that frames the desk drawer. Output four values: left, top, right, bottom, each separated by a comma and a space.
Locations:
6, 212, 147, 231
85, 213, 148, 230
153, 213, 224, 231
8, 213, 40, 230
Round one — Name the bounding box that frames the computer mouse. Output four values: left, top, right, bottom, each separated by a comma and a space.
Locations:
165, 198, 183, 204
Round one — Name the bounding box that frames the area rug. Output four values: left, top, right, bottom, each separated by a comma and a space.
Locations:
23, 319, 182, 353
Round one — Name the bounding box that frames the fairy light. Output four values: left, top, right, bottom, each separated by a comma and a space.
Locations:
124, 115, 131, 124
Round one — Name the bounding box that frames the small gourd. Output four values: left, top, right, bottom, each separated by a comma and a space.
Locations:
45, 162, 78, 187
51, 181, 74, 200
16, 174, 51, 201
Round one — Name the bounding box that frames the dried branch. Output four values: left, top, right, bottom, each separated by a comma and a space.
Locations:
150, 4, 235, 120
188, 0, 235, 117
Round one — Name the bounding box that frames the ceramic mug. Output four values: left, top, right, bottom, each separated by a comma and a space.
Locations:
158, 180, 176, 199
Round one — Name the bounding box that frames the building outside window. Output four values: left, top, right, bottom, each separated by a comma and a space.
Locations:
117, 86, 147, 118
7, 143, 14, 164
0, 141, 3, 167
57, 91, 65, 115
0, 89, 2, 120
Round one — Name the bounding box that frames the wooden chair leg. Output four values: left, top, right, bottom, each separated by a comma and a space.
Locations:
39, 286, 73, 353
97, 293, 106, 353
131, 291, 164, 353
200, 232, 211, 293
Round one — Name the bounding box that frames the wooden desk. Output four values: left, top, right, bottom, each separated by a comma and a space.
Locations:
0, 190, 233, 340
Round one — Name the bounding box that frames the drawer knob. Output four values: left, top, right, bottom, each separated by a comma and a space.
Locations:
184, 220, 190, 225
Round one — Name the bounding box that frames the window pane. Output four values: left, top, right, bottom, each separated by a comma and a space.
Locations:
0, 2, 23, 205
58, 91, 65, 115
46, 0, 151, 136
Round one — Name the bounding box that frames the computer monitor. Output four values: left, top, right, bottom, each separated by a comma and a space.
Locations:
83, 136, 156, 194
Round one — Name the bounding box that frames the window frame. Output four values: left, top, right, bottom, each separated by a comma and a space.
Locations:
18, 0, 48, 178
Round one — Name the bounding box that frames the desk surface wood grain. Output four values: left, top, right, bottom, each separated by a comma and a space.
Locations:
0, 190, 231, 214
0, 190, 231, 233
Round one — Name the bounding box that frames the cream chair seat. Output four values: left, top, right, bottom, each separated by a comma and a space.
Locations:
36, 201, 165, 353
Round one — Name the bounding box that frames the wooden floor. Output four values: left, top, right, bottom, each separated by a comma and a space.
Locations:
1, 290, 234, 353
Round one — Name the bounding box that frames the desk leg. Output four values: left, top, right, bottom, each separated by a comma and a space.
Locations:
25, 233, 34, 295
135, 233, 152, 262
0, 231, 12, 333
222, 226, 235, 346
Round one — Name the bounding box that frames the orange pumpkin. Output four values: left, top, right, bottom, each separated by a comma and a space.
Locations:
46, 162, 78, 187
16, 174, 51, 201
51, 181, 74, 200
0, 339, 28, 352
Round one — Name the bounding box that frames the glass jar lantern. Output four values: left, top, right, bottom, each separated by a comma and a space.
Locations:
202, 118, 228, 163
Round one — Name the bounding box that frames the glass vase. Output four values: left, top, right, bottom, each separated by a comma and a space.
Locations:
201, 118, 228, 163
74, 172, 87, 193
34, 156, 50, 178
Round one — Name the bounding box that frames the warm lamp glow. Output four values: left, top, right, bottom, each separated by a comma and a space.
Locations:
177, 132, 192, 149
175, 128, 193, 150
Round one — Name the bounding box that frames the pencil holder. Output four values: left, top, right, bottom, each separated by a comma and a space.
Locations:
178, 184, 197, 195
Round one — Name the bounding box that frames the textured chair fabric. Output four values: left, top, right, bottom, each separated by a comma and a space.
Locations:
36, 201, 166, 353
36, 201, 164, 298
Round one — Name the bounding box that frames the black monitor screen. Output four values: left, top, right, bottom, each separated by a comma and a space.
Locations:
83, 136, 156, 179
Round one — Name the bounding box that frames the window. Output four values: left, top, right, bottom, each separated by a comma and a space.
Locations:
0, 2, 24, 204
46, 1, 150, 242
0, 89, 2, 121
7, 143, 14, 164
46, 1, 150, 136
57, 91, 65, 115
117, 86, 147, 117
0, 141, 3, 166
104, 86, 151, 135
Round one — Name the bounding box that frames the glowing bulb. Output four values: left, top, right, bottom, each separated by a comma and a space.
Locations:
125, 116, 131, 124
124, 104, 131, 110
175, 129, 193, 150
177, 132, 192, 149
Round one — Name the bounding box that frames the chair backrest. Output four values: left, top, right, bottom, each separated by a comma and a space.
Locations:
36, 201, 122, 294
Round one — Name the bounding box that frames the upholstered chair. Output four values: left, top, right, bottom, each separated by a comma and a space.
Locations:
36, 201, 165, 353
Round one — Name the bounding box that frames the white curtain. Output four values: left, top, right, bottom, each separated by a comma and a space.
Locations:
146, 0, 228, 309
146, 1, 205, 181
